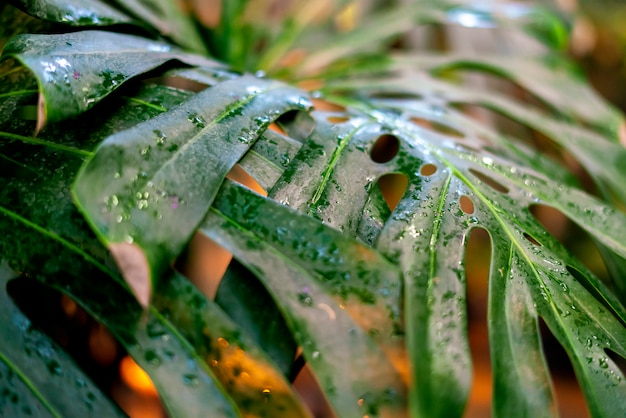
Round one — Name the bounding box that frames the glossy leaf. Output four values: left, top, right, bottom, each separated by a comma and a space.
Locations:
1, 30, 219, 125
157, 271, 311, 417
201, 180, 407, 417
215, 260, 298, 378
0, 266, 126, 418
0, 86, 242, 418
10, 0, 135, 27
111, 0, 207, 54
73, 75, 310, 306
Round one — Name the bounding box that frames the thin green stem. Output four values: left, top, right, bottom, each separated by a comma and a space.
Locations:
0, 352, 62, 418
127, 97, 167, 112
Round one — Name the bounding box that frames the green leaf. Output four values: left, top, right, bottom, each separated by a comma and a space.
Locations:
111, 0, 207, 54
0, 90, 240, 418
394, 53, 623, 139
157, 271, 311, 417
1, 30, 219, 125
0, 265, 126, 418
201, 181, 407, 417
10, 0, 136, 27
308, 100, 626, 417
73, 75, 310, 306
215, 260, 298, 379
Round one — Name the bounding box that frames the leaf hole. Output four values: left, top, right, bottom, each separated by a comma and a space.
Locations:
565, 266, 619, 324
215, 260, 297, 377
410, 116, 465, 138
459, 195, 474, 214
523, 232, 542, 246
465, 227, 493, 416
292, 361, 334, 417
146, 74, 209, 93
419, 163, 438, 176
468, 168, 509, 194
226, 164, 267, 196
176, 232, 232, 300
370, 134, 400, 163
538, 317, 590, 417
275, 110, 316, 142
377, 173, 408, 212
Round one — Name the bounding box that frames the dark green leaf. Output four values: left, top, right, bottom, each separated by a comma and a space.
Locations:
157, 271, 311, 417
10, 0, 135, 27
201, 181, 407, 417
73, 75, 310, 306
1, 30, 220, 125
215, 260, 298, 378
111, 0, 207, 54
0, 265, 126, 418
0, 85, 243, 418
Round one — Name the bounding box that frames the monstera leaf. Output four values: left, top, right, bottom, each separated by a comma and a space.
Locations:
1, 0, 626, 417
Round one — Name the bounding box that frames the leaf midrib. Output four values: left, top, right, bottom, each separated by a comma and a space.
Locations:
0, 352, 62, 418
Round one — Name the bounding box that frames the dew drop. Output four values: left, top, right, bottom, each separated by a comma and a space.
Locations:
297, 291, 314, 307
187, 113, 206, 128
182, 374, 199, 387
599, 357, 609, 369
47, 360, 62, 376
153, 129, 167, 147
144, 349, 161, 367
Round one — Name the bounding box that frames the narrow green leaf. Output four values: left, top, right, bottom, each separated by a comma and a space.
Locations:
0, 104, 242, 418
216, 260, 298, 378
73, 75, 310, 306
0, 265, 126, 418
110, 0, 207, 54
1, 30, 220, 125
201, 181, 407, 417
394, 53, 623, 139
158, 271, 311, 417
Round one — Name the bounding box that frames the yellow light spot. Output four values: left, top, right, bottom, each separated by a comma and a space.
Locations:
119, 356, 158, 396
262, 389, 271, 394
217, 337, 230, 347
357, 398, 364, 406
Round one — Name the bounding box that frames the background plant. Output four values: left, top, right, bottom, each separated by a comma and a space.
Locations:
1, 0, 626, 417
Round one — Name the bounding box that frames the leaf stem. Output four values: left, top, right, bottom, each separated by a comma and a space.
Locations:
0, 352, 62, 418
126, 97, 167, 112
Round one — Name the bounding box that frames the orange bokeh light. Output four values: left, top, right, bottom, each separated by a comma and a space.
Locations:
119, 356, 158, 397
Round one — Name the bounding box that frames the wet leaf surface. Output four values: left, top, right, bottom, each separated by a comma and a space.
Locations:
1, 30, 220, 125
0, 265, 126, 418
73, 75, 310, 304
10, 0, 136, 27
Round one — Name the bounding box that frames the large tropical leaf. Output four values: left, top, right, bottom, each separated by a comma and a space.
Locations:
2, 1, 626, 418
